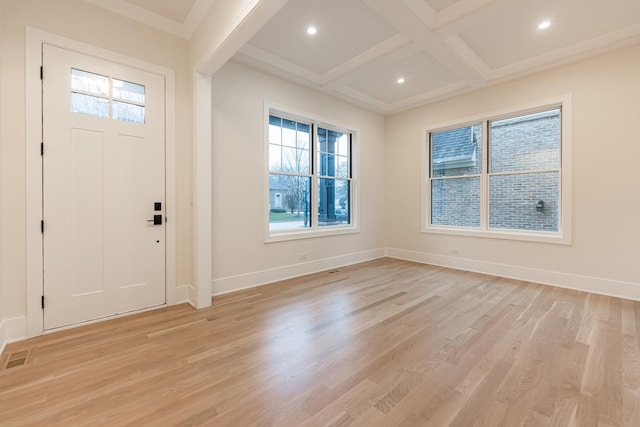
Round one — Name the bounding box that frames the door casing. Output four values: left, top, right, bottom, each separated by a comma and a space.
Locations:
26, 28, 177, 338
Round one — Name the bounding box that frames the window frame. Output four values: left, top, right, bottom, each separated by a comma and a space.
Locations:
422, 95, 572, 245
70, 68, 147, 124
265, 103, 359, 243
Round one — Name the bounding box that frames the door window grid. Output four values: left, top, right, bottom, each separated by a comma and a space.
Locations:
70, 68, 146, 124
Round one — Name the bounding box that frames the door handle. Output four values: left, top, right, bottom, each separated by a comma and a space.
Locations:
147, 214, 163, 225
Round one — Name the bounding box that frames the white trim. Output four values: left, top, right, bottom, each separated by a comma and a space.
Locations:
264, 102, 361, 243
39, 305, 173, 335
444, 35, 492, 81
212, 249, 385, 296
422, 94, 572, 245
193, 72, 213, 309
81, 0, 213, 39
238, 44, 322, 85
0, 317, 28, 356
175, 284, 193, 305
191, 0, 289, 309
25, 28, 178, 338
266, 228, 360, 243
195, 0, 290, 76
386, 248, 640, 302
319, 33, 413, 86
490, 23, 640, 82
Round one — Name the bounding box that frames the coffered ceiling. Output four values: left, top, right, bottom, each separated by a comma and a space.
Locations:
82, 0, 214, 38
85, 0, 640, 114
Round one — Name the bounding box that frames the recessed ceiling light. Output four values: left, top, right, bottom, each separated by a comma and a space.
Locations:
396, 77, 405, 84
306, 26, 317, 36
538, 21, 551, 30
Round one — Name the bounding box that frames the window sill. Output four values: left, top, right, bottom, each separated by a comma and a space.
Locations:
422, 226, 571, 245
266, 225, 360, 243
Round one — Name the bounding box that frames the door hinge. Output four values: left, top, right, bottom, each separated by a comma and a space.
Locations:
40, 66, 43, 80
41, 142, 44, 156
41, 220, 44, 233
41, 295, 45, 309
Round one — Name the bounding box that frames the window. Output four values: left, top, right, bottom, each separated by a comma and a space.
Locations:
431, 124, 482, 228
71, 69, 146, 124
424, 97, 572, 244
267, 109, 355, 239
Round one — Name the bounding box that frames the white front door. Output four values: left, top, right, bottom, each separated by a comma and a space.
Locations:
42, 44, 166, 330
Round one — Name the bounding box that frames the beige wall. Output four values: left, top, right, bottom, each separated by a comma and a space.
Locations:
211, 60, 386, 289
385, 44, 640, 286
0, 0, 4, 328
0, 0, 193, 320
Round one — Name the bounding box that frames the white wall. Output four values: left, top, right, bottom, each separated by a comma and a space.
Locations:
385, 44, 640, 299
0, 0, 193, 331
211, 60, 386, 294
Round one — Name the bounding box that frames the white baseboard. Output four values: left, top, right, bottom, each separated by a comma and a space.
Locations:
176, 284, 194, 306
0, 316, 28, 356
212, 248, 386, 296
386, 248, 640, 302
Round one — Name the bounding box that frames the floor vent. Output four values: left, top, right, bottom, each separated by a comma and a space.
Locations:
2, 349, 32, 370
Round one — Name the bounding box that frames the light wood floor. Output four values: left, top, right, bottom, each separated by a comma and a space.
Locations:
1, 259, 640, 426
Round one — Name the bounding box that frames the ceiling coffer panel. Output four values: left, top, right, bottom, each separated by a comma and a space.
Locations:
248, 0, 399, 75
460, 0, 640, 69
84, 0, 640, 114
344, 50, 460, 104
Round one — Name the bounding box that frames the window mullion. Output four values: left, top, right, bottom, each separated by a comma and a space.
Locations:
310, 123, 318, 231
480, 120, 489, 231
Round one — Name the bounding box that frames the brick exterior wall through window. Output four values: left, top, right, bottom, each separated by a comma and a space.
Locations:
430, 109, 560, 232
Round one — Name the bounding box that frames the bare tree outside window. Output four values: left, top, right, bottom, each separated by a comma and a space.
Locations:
268, 113, 354, 234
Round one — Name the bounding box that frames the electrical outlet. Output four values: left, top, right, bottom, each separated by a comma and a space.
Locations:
300, 253, 307, 261
450, 248, 460, 255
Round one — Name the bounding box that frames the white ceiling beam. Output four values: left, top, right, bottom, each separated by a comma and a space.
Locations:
490, 22, 640, 81
433, 0, 527, 39
400, 0, 437, 28
183, 0, 216, 39
192, 0, 290, 75
436, 0, 495, 29
332, 86, 393, 114
445, 35, 492, 82
361, 0, 487, 86
320, 33, 414, 87
389, 81, 470, 112
238, 44, 322, 84
83, 0, 187, 37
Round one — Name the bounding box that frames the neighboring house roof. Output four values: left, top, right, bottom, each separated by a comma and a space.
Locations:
432, 126, 476, 169
269, 182, 289, 191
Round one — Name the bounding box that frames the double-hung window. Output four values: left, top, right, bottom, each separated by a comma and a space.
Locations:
267, 109, 355, 240
425, 96, 572, 244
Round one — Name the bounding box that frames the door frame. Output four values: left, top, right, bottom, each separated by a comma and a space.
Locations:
25, 28, 177, 338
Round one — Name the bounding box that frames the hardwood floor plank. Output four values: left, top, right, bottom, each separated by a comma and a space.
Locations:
1, 259, 639, 426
